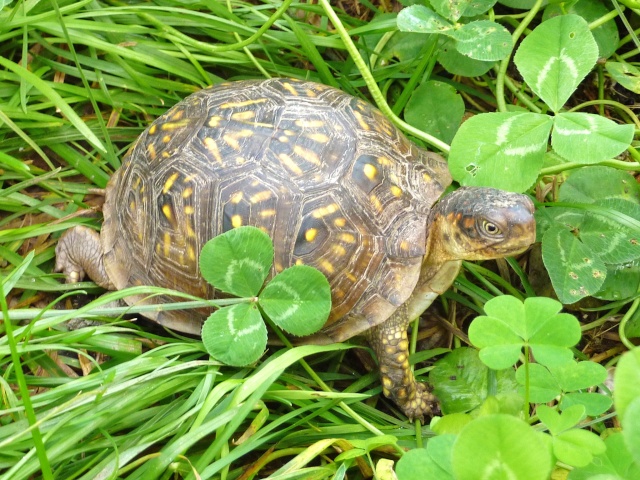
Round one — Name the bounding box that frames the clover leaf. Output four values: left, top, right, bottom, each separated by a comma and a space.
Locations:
199, 226, 331, 366
468, 296, 581, 370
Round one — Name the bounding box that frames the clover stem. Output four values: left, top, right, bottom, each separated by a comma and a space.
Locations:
495, 0, 545, 112
523, 344, 531, 423
618, 287, 640, 351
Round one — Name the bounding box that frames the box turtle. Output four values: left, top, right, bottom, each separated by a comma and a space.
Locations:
55, 77, 536, 420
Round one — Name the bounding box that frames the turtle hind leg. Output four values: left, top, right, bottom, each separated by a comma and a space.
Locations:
366, 306, 440, 422
55, 225, 115, 290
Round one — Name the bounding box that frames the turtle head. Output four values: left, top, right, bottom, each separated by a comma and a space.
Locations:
430, 187, 536, 261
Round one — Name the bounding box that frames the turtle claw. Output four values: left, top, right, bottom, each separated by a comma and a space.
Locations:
54, 226, 114, 290
55, 235, 87, 284
397, 382, 440, 422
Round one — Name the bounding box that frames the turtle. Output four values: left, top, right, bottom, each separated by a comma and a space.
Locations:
55, 77, 536, 421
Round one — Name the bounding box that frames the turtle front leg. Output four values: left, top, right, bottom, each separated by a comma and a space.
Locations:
55, 225, 115, 290
366, 305, 439, 422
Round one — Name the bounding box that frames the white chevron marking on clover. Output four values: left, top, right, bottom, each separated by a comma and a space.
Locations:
496, 115, 519, 145
504, 144, 542, 156
227, 307, 263, 337
555, 114, 595, 136
536, 48, 578, 94
268, 281, 300, 320
225, 258, 264, 290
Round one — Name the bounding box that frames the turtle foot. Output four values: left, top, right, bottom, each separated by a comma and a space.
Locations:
395, 382, 441, 423
55, 226, 114, 289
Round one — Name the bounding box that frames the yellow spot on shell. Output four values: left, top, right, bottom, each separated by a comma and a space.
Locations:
208, 116, 222, 127
250, 190, 272, 203
223, 132, 244, 150
171, 110, 184, 121
422, 173, 432, 182
203, 137, 223, 164
220, 98, 267, 109
162, 204, 173, 221
147, 143, 157, 160
231, 191, 243, 204
305, 89, 317, 97
184, 205, 195, 214
332, 244, 347, 256
149, 124, 157, 135
294, 119, 324, 128
400, 241, 410, 251
370, 194, 382, 212
320, 260, 335, 274
259, 209, 277, 217
340, 233, 356, 243
391, 185, 402, 197
182, 187, 193, 198
293, 145, 321, 166
307, 132, 330, 143
378, 156, 391, 166
163, 232, 171, 257
353, 111, 370, 131
313, 204, 339, 218
161, 120, 189, 131
295, 258, 304, 265
231, 214, 243, 228
186, 222, 196, 237
231, 110, 256, 121
163, 173, 180, 194
129, 201, 136, 210
334, 217, 347, 228
278, 153, 303, 175
346, 272, 357, 282
363, 163, 378, 180
162, 135, 171, 143
279, 136, 289, 143
282, 82, 299, 96
187, 245, 196, 262
305, 228, 318, 242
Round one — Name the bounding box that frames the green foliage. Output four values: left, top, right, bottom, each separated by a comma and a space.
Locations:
606, 61, 640, 94
468, 296, 581, 369
395, 435, 456, 479
567, 432, 640, 479
452, 414, 552, 480
410, 295, 620, 479
517, 361, 612, 415
429, 347, 519, 414
538, 166, 640, 303
449, 112, 553, 192
199, 226, 331, 366
398, 4, 512, 63
514, 15, 598, 113
0, 0, 638, 477
537, 405, 606, 468
404, 80, 465, 144
450, 14, 634, 194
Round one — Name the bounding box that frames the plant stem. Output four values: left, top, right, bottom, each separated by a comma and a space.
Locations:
495, 0, 545, 112
317, 0, 450, 153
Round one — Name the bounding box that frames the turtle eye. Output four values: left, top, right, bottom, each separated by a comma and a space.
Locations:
482, 220, 502, 236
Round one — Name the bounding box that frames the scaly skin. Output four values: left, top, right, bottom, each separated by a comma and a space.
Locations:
367, 187, 536, 421
55, 225, 114, 290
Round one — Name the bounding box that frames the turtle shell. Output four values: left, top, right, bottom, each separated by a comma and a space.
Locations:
101, 78, 451, 337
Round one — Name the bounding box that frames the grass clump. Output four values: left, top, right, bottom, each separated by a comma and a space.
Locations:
1, 0, 639, 478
